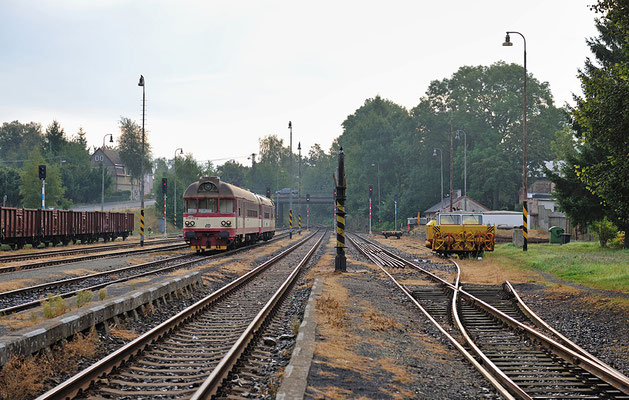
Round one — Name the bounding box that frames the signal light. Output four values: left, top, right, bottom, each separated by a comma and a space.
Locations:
306, 193, 310, 202
38, 165, 46, 180
369, 184, 373, 193
266, 187, 271, 198
162, 178, 167, 194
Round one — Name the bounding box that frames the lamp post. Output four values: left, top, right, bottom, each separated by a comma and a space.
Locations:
433, 148, 443, 206
455, 130, 467, 211
138, 75, 146, 246
371, 163, 381, 222
503, 31, 528, 251
288, 121, 293, 239
101, 134, 113, 212
173, 148, 183, 229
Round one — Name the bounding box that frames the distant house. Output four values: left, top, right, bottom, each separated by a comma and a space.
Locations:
423, 190, 491, 221
91, 148, 134, 196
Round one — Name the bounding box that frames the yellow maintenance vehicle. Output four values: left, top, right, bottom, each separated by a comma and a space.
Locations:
425, 212, 495, 257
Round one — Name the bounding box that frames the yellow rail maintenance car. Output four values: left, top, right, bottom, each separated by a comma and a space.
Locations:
425, 212, 495, 257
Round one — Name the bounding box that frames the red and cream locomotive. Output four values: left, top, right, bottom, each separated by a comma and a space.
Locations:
182, 176, 275, 252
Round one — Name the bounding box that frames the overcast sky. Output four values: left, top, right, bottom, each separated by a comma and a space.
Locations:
0, 0, 599, 165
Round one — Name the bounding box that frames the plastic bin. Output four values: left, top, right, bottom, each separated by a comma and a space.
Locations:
560, 233, 571, 245
549, 226, 564, 244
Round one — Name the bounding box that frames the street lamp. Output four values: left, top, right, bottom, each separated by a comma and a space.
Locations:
503, 31, 528, 251
433, 148, 443, 206
138, 75, 146, 246
173, 148, 183, 229
101, 134, 113, 211
455, 130, 467, 211
370, 163, 381, 222
288, 121, 293, 239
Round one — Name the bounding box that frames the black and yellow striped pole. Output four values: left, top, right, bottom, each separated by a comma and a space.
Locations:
523, 201, 528, 251
289, 209, 293, 237
298, 214, 302, 233
335, 147, 347, 272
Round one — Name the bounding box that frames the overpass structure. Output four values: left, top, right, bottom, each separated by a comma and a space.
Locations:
273, 192, 334, 226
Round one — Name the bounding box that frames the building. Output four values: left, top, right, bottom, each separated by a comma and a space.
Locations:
423, 190, 491, 221
91, 147, 134, 196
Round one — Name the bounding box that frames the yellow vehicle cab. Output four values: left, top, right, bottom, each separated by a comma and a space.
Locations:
425, 212, 495, 257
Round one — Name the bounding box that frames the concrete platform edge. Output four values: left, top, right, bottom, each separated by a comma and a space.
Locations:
276, 276, 323, 400
0, 271, 202, 366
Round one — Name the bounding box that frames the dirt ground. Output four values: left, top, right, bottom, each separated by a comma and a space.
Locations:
302, 233, 628, 398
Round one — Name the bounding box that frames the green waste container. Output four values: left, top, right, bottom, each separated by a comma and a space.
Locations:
549, 226, 564, 244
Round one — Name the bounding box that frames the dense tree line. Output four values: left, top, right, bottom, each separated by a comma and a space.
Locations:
547, 0, 629, 248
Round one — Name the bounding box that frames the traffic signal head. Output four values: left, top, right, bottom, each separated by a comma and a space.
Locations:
162, 178, 167, 194
266, 187, 271, 198
38, 165, 46, 180
306, 193, 310, 202
369, 184, 373, 193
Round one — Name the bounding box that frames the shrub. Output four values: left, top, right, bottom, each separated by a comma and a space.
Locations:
75, 290, 93, 309
41, 294, 69, 319
591, 217, 618, 247
98, 289, 107, 301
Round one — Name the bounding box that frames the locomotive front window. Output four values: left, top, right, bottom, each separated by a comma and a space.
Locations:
440, 215, 460, 224
198, 198, 218, 213
462, 215, 482, 224
219, 199, 234, 213
185, 199, 197, 213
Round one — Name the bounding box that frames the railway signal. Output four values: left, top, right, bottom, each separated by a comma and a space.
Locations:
162, 178, 167, 237
369, 185, 373, 235
306, 193, 310, 230
266, 187, 271, 198
335, 149, 346, 272
394, 194, 398, 231
39, 165, 46, 209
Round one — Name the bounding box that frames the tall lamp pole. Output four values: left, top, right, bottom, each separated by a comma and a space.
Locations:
371, 163, 381, 222
503, 31, 528, 251
455, 130, 467, 211
138, 75, 146, 247
173, 148, 183, 229
433, 148, 443, 206
101, 134, 113, 212
288, 121, 293, 239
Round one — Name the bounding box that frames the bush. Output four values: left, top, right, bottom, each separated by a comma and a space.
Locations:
610, 231, 626, 249
591, 217, 618, 247
75, 290, 93, 309
41, 294, 69, 319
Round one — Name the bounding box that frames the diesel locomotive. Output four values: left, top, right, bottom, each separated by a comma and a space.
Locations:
425, 212, 495, 257
182, 177, 275, 252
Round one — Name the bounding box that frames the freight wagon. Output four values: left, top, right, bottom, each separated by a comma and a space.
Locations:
0, 207, 134, 249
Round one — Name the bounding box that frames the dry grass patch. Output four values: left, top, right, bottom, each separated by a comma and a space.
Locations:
0, 311, 40, 331
62, 268, 97, 276
308, 385, 369, 400
316, 296, 348, 328
110, 327, 139, 340
371, 235, 433, 257
125, 277, 152, 287
458, 256, 540, 285
0, 279, 34, 293
362, 310, 401, 331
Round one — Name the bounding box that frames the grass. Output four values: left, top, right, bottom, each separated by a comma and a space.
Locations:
485, 242, 629, 293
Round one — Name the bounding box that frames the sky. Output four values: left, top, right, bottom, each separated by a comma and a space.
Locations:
0, 0, 600, 165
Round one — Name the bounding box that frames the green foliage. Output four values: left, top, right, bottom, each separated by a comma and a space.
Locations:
569, 0, 629, 248
19, 148, 66, 209
0, 166, 22, 206
41, 294, 69, 319
0, 121, 43, 164
98, 289, 107, 301
591, 217, 618, 247
118, 117, 152, 188
75, 290, 93, 308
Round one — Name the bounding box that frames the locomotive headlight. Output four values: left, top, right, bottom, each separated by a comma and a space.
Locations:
185, 221, 189, 227
226, 221, 232, 226
221, 221, 226, 226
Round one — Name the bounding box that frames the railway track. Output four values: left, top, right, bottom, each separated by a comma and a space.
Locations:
348, 233, 629, 400
0, 242, 188, 274
0, 237, 181, 264
0, 232, 291, 316
35, 230, 323, 400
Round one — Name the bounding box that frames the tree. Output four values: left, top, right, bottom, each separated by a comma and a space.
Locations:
0, 121, 43, 164
43, 120, 68, 157
569, 0, 629, 248
118, 117, 152, 191
19, 148, 66, 209
0, 166, 21, 206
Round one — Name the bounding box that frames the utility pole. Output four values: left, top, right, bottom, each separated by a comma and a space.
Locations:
335, 148, 347, 272
298, 142, 301, 235
138, 75, 146, 247
450, 111, 454, 212
288, 121, 293, 239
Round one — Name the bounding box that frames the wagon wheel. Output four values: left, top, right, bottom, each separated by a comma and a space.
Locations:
451, 232, 465, 251
464, 232, 476, 251
484, 232, 495, 251
433, 232, 447, 251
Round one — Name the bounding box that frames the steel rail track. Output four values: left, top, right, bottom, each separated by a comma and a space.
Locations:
34, 230, 322, 400
0, 243, 188, 274
0, 237, 181, 264
0, 232, 291, 315
348, 233, 629, 399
